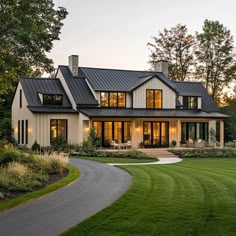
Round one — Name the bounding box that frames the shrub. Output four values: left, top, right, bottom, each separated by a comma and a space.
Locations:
71, 149, 151, 159
31, 140, 40, 152
169, 148, 236, 158
51, 135, 67, 152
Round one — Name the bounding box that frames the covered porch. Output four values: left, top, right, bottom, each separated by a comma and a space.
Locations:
79, 108, 227, 149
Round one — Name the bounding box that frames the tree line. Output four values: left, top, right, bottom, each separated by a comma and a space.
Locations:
147, 20, 236, 105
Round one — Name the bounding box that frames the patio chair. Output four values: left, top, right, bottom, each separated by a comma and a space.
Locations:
186, 138, 194, 148
111, 140, 119, 149
195, 139, 206, 148
127, 140, 132, 148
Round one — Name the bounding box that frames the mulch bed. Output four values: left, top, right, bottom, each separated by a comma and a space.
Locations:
0, 168, 68, 202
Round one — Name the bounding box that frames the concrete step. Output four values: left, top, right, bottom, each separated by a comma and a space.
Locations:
138, 148, 179, 158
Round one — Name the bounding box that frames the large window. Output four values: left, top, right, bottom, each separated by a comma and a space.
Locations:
143, 121, 169, 147
183, 96, 198, 109
146, 89, 162, 109
181, 122, 208, 143
50, 119, 67, 144
92, 121, 131, 146
100, 92, 126, 108
43, 94, 63, 105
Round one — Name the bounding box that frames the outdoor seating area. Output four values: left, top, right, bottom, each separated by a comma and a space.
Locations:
186, 139, 206, 148
110, 140, 132, 149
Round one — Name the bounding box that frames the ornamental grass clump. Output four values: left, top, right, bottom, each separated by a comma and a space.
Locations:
46, 155, 68, 175
6, 161, 29, 179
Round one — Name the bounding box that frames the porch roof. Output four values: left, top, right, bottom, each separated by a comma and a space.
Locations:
78, 108, 229, 119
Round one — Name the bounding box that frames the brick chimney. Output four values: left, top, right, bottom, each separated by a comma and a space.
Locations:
154, 60, 168, 78
69, 55, 79, 77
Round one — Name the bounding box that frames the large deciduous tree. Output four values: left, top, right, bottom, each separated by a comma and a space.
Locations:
147, 24, 195, 81
0, 0, 68, 97
0, 0, 68, 142
195, 20, 236, 104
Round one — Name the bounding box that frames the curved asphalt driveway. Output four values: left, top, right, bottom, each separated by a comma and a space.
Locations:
0, 159, 132, 236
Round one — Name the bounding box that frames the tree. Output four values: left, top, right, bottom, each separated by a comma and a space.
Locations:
0, 0, 68, 97
147, 24, 195, 81
195, 20, 236, 105
0, 0, 68, 142
220, 87, 236, 141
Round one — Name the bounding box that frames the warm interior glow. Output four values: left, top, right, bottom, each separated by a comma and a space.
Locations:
28, 128, 32, 133
136, 127, 140, 132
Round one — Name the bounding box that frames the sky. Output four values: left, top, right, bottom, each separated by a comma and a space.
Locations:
49, 0, 236, 71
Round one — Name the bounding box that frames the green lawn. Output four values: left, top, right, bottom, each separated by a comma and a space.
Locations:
78, 156, 156, 163
62, 158, 236, 236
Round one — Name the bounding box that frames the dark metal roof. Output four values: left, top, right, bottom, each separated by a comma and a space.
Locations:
20, 77, 72, 108
59, 66, 99, 107
173, 81, 218, 112
78, 108, 228, 119
28, 106, 76, 113
76, 66, 177, 92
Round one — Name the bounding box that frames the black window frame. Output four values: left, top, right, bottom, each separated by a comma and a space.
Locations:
20, 89, 22, 108
183, 96, 198, 110
21, 120, 24, 144
146, 89, 163, 109
18, 120, 20, 144
100, 92, 126, 108
43, 94, 63, 105
25, 120, 28, 145
50, 119, 68, 144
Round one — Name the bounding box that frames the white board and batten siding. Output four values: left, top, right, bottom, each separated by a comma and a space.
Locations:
12, 82, 35, 148
132, 77, 176, 109
34, 113, 79, 147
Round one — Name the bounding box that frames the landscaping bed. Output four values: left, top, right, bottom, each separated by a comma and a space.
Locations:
169, 148, 236, 158
0, 146, 70, 202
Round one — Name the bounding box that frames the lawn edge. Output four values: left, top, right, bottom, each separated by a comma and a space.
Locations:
0, 164, 80, 212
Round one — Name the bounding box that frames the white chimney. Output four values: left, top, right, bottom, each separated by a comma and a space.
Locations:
69, 55, 79, 77
154, 60, 168, 78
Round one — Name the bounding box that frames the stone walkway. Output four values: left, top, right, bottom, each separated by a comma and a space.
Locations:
108, 157, 182, 166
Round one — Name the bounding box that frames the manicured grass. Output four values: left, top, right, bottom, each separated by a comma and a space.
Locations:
62, 158, 236, 236
78, 156, 157, 163
0, 164, 80, 212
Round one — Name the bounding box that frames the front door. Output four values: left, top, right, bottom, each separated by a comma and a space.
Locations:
143, 121, 169, 147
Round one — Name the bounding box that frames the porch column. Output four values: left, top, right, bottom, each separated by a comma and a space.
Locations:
220, 120, 224, 148
177, 119, 181, 147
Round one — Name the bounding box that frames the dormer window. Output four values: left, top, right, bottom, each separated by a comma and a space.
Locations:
183, 96, 197, 109
43, 94, 63, 105
100, 92, 126, 108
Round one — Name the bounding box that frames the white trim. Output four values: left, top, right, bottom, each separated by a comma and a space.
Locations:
85, 78, 97, 100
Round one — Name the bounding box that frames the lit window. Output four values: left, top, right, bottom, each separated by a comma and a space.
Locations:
100, 92, 126, 108
110, 92, 118, 107
100, 92, 109, 107
50, 119, 67, 144
118, 92, 126, 107
146, 89, 162, 109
